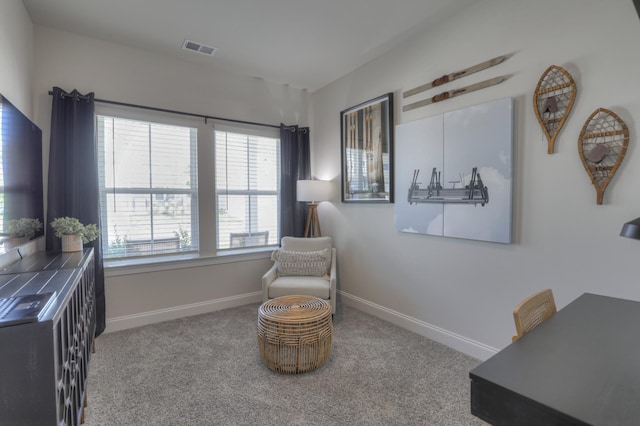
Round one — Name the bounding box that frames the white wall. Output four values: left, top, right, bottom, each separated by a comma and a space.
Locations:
0, 0, 34, 115
32, 26, 310, 330
312, 0, 640, 359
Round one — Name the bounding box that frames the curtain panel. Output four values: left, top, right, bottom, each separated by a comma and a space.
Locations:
279, 124, 310, 238
47, 87, 106, 336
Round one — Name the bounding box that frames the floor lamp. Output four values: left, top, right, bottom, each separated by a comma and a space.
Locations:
297, 180, 331, 238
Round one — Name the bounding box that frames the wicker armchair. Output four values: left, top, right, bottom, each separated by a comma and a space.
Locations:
512, 288, 557, 342
262, 236, 336, 314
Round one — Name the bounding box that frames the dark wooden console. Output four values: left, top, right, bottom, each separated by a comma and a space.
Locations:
0, 249, 95, 425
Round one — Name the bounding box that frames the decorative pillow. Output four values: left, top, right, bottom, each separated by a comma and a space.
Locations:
271, 248, 330, 277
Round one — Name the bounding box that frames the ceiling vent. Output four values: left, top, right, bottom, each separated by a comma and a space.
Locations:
181, 39, 217, 56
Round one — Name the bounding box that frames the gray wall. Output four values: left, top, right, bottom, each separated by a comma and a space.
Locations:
7, 0, 640, 359
311, 0, 640, 359
31, 26, 310, 331
0, 1, 34, 116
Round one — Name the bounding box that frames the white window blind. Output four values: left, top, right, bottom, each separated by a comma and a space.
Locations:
97, 115, 199, 258
215, 128, 279, 249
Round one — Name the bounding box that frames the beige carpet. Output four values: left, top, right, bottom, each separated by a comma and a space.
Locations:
83, 303, 485, 425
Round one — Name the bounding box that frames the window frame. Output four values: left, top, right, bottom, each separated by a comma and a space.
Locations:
214, 124, 281, 251
95, 104, 280, 268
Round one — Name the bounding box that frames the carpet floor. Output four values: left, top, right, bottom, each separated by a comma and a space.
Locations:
83, 303, 485, 425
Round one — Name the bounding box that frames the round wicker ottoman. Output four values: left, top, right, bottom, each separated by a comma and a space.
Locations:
257, 295, 333, 374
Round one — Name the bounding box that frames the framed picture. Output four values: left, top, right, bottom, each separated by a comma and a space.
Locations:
340, 93, 394, 203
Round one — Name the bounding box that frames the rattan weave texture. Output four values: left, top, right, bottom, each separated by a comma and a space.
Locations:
257, 295, 333, 374
512, 288, 557, 342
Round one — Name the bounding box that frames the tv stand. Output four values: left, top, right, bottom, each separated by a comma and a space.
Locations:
0, 248, 95, 425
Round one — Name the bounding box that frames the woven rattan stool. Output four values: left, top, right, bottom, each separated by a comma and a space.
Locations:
257, 295, 333, 374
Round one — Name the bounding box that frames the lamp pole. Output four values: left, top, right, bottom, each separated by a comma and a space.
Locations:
304, 202, 321, 237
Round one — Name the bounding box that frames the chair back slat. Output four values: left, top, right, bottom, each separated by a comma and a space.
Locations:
512, 289, 557, 342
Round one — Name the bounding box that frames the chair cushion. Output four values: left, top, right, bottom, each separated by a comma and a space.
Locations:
271, 248, 330, 277
281, 236, 332, 252
267, 276, 331, 300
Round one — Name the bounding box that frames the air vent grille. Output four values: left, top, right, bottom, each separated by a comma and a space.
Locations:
182, 39, 217, 56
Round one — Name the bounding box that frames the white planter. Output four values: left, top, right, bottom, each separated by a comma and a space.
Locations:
61, 234, 83, 252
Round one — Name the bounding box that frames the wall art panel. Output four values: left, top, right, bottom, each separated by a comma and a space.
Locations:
395, 97, 513, 244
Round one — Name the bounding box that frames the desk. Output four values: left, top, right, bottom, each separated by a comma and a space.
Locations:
470, 293, 640, 425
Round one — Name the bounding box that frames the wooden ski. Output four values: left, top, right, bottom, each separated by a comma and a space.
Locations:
402, 76, 507, 112
403, 55, 508, 98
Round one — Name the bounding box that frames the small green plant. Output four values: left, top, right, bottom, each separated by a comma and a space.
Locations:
174, 225, 191, 249
50, 217, 100, 243
108, 225, 128, 257
6, 218, 42, 239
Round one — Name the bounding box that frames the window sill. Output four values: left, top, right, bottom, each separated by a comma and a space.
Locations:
104, 246, 275, 277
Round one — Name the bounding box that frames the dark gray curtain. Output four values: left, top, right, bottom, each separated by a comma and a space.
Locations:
47, 87, 105, 337
280, 124, 310, 238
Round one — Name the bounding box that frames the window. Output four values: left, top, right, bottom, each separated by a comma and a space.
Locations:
95, 107, 280, 263
215, 127, 279, 249
97, 115, 199, 258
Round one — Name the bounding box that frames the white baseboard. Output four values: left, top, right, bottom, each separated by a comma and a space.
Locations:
339, 291, 498, 361
104, 291, 263, 333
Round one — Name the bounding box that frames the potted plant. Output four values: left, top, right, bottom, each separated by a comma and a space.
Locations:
3, 218, 43, 248
50, 217, 100, 252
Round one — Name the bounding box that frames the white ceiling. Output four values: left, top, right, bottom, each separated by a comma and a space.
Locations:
22, 0, 477, 92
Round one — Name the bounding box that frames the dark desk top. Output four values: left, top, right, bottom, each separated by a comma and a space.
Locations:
470, 293, 640, 425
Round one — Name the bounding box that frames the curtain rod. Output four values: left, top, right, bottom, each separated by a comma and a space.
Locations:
47, 90, 308, 132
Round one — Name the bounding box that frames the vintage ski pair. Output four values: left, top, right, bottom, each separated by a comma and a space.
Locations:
403, 55, 508, 111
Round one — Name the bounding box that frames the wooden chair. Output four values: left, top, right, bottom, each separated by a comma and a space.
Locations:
512, 289, 557, 342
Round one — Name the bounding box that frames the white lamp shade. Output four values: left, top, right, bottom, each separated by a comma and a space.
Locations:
297, 180, 331, 202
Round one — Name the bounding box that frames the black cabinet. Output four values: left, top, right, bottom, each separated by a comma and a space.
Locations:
0, 249, 95, 425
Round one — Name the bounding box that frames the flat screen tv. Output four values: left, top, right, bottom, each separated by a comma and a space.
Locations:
0, 94, 44, 252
